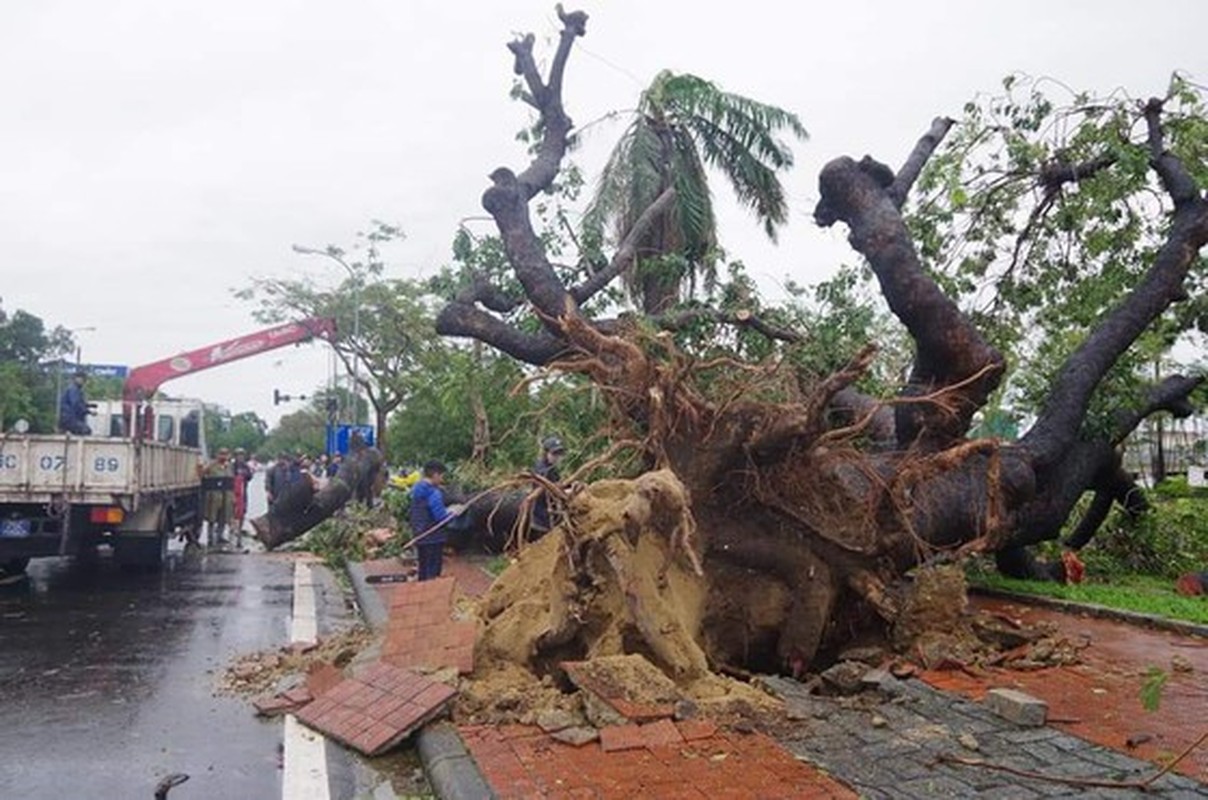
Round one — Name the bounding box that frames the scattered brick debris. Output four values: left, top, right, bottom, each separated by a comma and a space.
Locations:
296, 661, 456, 756
562, 654, 679, 724
379, 576, 476, 675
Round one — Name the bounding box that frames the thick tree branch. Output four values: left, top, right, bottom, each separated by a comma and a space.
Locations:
1021, 210, 1208, 465
1063, 489, 1114, 550
1038, 153, 1117, 192
827, 387, 897, 449
888, 116, 954, 207
455, 275, 523, 314
1111, 374, 1204, 445
815, 120, 1004, 450
436, 300, 566, 365
1144, 98, 1201, 207
507, 6, 588, 200
571, 187, 677, 304
474, 8, 590, 352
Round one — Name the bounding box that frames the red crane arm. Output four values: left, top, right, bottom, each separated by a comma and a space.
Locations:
122, 317, 337, 403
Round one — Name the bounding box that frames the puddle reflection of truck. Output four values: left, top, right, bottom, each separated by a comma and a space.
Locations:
0, 318, 335, 574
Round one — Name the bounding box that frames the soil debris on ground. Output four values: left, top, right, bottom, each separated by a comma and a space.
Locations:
216, 625, 374, 698
893, 564, 1085, 672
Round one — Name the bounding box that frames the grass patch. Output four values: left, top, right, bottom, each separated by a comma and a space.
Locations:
968, 569, 1208, 626
485, 554, 512, 576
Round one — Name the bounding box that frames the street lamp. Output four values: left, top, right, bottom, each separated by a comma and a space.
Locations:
291, 244, 361, 425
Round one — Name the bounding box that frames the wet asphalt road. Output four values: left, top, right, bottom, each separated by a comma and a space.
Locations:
0, 546, 293, 798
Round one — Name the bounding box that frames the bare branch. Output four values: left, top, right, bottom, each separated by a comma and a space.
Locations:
888, 116, 954, 207
1111, 373, 1204, 445
435, 300, 566, 365
816, 134, 1005, 450
1144, 98, 1201, 206
649, 306, 804, 344
1038, 153, 1117, 191
455, 275, 523, 314
507, 7, 589, 199
571, 187, 676, 304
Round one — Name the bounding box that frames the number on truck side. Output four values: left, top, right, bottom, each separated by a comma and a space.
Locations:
93, 457, 121, 473
0, 454, 17, 470
37, 455, 66, 471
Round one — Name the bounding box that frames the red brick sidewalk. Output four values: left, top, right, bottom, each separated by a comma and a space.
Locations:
460, 722, 855, 799
922, 596, 1208, 781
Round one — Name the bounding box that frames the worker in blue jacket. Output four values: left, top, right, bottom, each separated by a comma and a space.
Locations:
409, 460, 456, 581
59, 370, 92, 435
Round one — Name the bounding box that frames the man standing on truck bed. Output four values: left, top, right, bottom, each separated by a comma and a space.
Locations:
58, 370, 92, 435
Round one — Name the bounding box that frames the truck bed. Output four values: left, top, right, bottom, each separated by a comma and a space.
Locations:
0, 435, 199, 506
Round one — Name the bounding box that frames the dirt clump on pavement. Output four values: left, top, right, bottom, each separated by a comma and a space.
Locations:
893, 565, 1083, 671
217, 625, 373, 698
461, 472, 780, 728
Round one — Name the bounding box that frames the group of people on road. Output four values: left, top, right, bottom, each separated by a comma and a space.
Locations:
199, 447, 254, 547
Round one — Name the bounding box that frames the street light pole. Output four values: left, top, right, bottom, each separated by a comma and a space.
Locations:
291, 244, 361, 426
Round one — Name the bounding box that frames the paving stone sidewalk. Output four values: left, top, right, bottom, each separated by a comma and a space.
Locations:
763, 675, 1208, 799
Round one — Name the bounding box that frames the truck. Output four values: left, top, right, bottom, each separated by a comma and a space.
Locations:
0, 317, 336, 574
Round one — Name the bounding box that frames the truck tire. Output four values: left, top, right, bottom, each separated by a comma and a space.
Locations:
115, 504, 170, 571
1, 557, 30, 576
116, 532, 167, 570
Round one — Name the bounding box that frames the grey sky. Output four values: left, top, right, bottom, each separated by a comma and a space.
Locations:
2, 1, 1204, 427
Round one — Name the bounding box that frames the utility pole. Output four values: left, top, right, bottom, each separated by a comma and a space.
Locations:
291, 244, 361, 425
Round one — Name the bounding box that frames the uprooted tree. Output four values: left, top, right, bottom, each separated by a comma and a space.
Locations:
436, 8, 1208, 676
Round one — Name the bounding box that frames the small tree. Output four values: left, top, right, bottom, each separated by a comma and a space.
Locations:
237, 222, 439, 456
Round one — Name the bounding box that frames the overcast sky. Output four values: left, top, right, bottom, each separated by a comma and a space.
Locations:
3, 1, 1205, 427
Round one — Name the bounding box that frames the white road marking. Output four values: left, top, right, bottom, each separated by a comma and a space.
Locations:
283, 561, 330, 800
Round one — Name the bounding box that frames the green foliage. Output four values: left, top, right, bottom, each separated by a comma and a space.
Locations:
0, 303, 74, 432
903, 74, 1208, 432
380, 485, 413, 541
303, 503, 395, 572
204, 407, 268, 455
967, 569, 1208, 625
782, 265, 910, 395
387, 348, 531, 469
236, 222, 439, 454
585, 70, 807, 313
1140, 666, 1168, 712
1077, 492, 1208, 578
262, 405, 327, 458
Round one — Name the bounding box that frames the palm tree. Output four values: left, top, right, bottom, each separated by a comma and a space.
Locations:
585, 70, 807, 314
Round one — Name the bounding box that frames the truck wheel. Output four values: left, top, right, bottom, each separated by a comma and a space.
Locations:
1, 557, 30, 575
116, 533, 167, 570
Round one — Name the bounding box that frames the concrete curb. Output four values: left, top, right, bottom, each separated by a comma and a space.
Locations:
971, 585, 1208, 639
346, 560, 497, 800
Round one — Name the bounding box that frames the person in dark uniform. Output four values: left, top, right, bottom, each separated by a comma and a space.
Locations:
58, 370, 92, 435
409, 460, 455, 581
531, 436, 566, 532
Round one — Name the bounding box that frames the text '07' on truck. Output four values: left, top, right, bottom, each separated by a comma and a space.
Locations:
0, 399, 206, 574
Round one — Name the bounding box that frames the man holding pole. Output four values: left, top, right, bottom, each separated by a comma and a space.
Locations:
409, 460, 456, 581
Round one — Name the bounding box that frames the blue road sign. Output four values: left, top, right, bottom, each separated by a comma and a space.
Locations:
81, 363, 129, 378
46, 362, 129, 378
329, 424, 375, 455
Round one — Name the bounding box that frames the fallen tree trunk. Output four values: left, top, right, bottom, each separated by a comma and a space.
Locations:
433, 8, 1208, 674
250, 447, 385, 549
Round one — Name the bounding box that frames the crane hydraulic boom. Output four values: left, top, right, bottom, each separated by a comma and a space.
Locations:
122, 317, 337, 436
